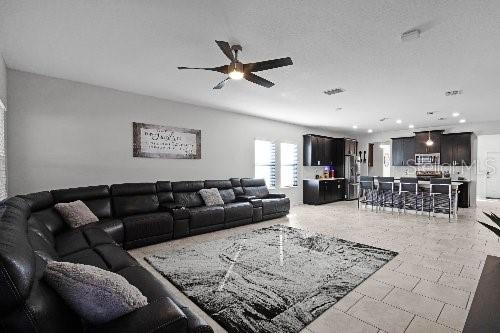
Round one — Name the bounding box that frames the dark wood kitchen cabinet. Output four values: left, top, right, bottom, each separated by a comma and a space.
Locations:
303, 135, 324, 166
392, 137, 415, 166
303, 179, 345, 204
441, 133, 472, 166
303, 135, 348, 167
415, 130, 443, 154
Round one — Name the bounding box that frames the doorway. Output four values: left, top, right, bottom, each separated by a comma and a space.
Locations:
486, 151, 500, 199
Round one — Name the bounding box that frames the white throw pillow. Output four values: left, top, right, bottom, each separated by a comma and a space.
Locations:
199, 188, 224, 206
54, 200, 98, 228
44, 261, 148, 324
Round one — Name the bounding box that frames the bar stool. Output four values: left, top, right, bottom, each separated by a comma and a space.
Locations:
377, 177, 396, 214
399, 177, 422, 215
359, 176, 377, 211
429, 178, 453, 221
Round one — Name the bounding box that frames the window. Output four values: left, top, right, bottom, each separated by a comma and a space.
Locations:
254, 140, 276, 188
0, 100, 6, 200
280, 143, 298, 187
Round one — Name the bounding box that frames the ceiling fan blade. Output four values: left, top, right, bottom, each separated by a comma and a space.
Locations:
177, 65, 228, 74
215, 40, 235, 62
244, 73, 274, 88
244, 57, 293, 72
213, 78, 229, 90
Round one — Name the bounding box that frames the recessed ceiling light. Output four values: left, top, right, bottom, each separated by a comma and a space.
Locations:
352, 125, 358, 129
367, 129, 373, 133
459, 119, 466, 123
396, 119, 402, 124
408, 124, 414, 129
452, 112, 460, 117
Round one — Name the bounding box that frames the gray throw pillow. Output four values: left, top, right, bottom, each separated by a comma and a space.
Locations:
199, 188, 224, 206
44, 261, 148, 324
54, 200, 99, 228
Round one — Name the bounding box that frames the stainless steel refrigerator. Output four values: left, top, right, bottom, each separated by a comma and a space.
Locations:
344, 155, 360, 200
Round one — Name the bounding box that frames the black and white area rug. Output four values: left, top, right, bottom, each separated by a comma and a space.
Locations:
145, 225, 398, 333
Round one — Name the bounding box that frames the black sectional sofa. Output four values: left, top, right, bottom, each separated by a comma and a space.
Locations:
0, 178, 290, 333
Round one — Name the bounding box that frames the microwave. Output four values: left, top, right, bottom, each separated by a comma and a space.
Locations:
415, 153, 440, 165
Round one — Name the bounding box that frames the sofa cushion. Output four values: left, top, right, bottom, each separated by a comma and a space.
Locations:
172, 181, 204, 208
156, 181, 174, 204
261, 198, 290, 216
20, 191, 68, 235
188, 206, 225, 229
55, 228, 114, 257
54, 200, 99, 228
199, 188, 224, 206
111, 183, 159, 217
61, 249, 109, 270
93, 244, 138, 272
0, 198, 37, 312
84, 218, 124, 244
241, 178, 270, 199
223, 202, 253, 222
44, 261, 148, 325
122, 212, 173, 244
205, 180, 236, 204
51, 185, 112, 219
230, 178, 245, 196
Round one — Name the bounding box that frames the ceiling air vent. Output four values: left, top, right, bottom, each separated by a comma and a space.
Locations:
379, 117, 390, 122
445, 90, 463, 96
324, 88, 345, 95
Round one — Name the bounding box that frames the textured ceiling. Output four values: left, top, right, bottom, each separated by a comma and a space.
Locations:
1, 0, 500, 133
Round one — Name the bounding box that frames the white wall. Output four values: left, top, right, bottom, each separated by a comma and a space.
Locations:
6, 70, 348, 204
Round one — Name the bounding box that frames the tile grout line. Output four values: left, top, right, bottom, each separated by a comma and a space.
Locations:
359, 287, 467, 331
435, 302, 446, 323
403, 315, 416, 333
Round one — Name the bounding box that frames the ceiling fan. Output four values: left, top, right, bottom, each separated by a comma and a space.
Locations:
178, 40, 293, 89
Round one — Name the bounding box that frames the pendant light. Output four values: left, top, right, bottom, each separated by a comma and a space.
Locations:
425, 131, 434, 146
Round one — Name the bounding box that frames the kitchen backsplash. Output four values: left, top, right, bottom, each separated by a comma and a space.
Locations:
303, 166, 336, 179
391, 165, 472, 180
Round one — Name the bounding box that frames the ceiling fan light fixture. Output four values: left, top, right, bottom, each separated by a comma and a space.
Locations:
228, 62, 244, 80
425, 131, 434, 146
228, 70, 244, 80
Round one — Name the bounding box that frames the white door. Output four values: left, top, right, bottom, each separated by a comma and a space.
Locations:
486, 152, 500, 198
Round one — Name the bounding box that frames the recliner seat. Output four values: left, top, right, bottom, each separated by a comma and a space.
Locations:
240, 178, 290, 220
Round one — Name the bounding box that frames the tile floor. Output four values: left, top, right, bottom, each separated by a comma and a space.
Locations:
129, 199, 500, 333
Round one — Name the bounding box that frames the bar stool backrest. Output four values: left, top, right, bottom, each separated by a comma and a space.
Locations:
360, 176, 374, 190
378, 177, 395, 191
400, 177, 418, 194
430, 178, 452, 196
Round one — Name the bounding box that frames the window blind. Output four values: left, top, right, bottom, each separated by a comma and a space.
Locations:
254, 140, 276, 188
280, 143, 298, 187
0, 104, 6, 200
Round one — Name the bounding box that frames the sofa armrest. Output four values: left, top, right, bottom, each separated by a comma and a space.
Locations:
266, 193, 287, 199
160, 203, 190, 220
85, 297, 188, 333
236, 195, 263, 208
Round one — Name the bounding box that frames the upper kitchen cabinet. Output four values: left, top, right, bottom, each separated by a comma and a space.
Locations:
392, 137, 415, 166
415, 130, 443, 154
303, 135, 349, 167
304, 134, 323, 166
441, 132, 472, 166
